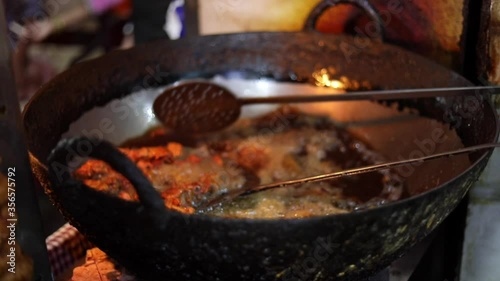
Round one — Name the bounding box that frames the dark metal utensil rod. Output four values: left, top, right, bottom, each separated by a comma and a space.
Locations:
199, 143, 500, 210
247, 143, 500, 194
240, 86, 500, 104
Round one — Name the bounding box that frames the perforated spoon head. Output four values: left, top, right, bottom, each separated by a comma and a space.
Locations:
153, 81, 241, 134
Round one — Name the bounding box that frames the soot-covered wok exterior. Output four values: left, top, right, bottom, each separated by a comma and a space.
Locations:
23, 32, 498, 280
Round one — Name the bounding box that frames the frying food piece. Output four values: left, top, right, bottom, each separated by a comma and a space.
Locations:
74, 107, 404, 218
236, 144, 269, 171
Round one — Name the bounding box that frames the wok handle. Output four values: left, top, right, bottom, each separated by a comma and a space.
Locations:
304, 0, 384, 41
47, 137, 166, 211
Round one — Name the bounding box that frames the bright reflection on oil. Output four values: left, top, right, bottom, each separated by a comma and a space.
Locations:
312, 68, 345, 89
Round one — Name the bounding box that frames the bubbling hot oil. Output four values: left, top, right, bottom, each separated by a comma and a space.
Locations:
80, 107, 404, 218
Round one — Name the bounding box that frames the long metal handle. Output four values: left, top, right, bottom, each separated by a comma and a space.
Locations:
240, 86, 500, 105
199, 143, 500, 210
